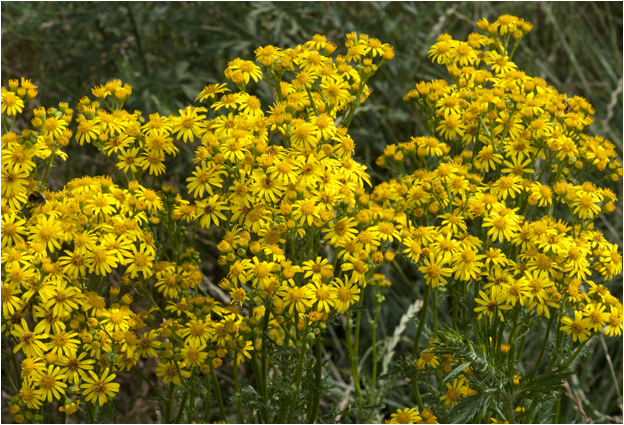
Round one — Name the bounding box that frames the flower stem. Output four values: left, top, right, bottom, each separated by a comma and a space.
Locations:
534, 314, 555, 367
412, 284, 430, 357
203, 372, 212, 423
232, 360, 245, 424
558, 336, 592, 371
411, 380, 424, 412
371, 298, 381, 386
132, 365, 164, 399
307, 337, 323, 424
353, 291, 365, 389
432, 288, 438, 337
507, 304, 521, 379
345, 312, 363, 399
186, 368, 196, 423
173, 389, 189, 424
211, 367, 227, 422
165, 382, 174, 423
286, 343, 307, 423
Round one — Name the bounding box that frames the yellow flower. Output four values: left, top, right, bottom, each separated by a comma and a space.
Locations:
186, 163, 226, 198
11, 319, 48, 357
59, 351, 96, 384
126, 243, 154, 279
277, 282, 314, 315
436, 113, 465, 141
156, 361, 191, 386
117, 147, 141, 173
560, 310, 591, 342
474, 289, 512, 322
170, 106, 207, 143
1, 91, 24, 115
307, 281, 336, 313
195, 83, 230, 103
196, 195, 228, 229
419, 253, 452, 288
101, 308, 130, 333
181, 343, 209, 368
33, 365, 67, 402
178, 318, 214, 347
390, 407, 422, 424
47, 330, 80, 358
1, 282, 23, 316
80, 368, 120, 406
440, 377, 468, 407
332, 274, 360, 313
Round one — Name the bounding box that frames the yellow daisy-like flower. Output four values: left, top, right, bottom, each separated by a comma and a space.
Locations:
419, 253, 452, 288
440, 377, 469, 407
156, 361, 191, 386
332, 274, 360, 314
474, 289, 513, 323
277, 282, 314, 315
390, 407, 422, 424
100, 308, 130, 333
196, 195, 228, 229
195, 83, 230, 103
80, 368, 120, 406
11, 318, 48, 357
170, 106, 207, 143
436, 113, 465, 141
33, 365, 67, 402
1, 91, 24, 115
28, 215, 63, 252
560, 310, 592, 342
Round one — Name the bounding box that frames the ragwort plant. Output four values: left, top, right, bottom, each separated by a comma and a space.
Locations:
1, 13, 622, 424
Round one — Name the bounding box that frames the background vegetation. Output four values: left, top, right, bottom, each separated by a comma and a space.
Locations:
2, 2, 622, 423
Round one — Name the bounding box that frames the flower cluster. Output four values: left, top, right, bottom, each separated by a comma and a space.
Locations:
1, 13, 621, 425
379, 14, 622, 422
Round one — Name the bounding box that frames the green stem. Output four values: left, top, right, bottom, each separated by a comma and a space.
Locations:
353, 291, 365, 391
534, 314, 555, 367
432, 289, 438, 337
552, 399, 560, 424
547, 311, 565, 370
412, 284, 430, 356
232, 360, 245, 424
557, 337, 592, 371
10, 350, 22, 390
41, 152, 56, 186
165, 382, 174, 423
250, 350, 270, 423
507, 305, 521, 379
211, 367, 227, 422
411, 380, 425, 412
371, 299, 381, 386
286, 343, 307, 423
261, 308, 270, 391
599, 334, 622, 401
411, 284, 429, 410
525, 397, 538, 424
305, 86, 320, 117
345, 312, 362, 399
250, 351, 265, 398
203, 372, 212, 423
86, 402, 95, 423
343, 76, 371, 129
173, 389, 189, 424
307, 337, 323, 424
516, 333, 527, 364
132, 366, 164, 399
186, 368, 196, 423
